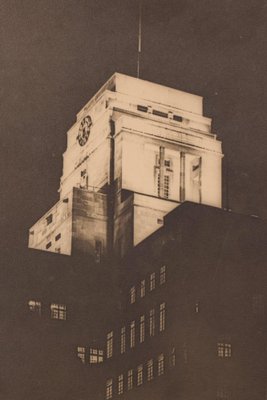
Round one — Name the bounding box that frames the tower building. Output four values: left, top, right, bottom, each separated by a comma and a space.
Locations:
28, 73, 223, 258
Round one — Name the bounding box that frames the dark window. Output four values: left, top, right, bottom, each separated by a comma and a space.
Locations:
46, 242, 52, 249
173, 114, 183, 122
152, 110, 168, 118
95, 240, 102, 263
55, 233, 61, 241
137, 105, 148, 113
118, 374, 123, 395
46, 214, 53, 225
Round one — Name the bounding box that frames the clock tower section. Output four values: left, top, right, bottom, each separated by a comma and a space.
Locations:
29, 73, 223, 259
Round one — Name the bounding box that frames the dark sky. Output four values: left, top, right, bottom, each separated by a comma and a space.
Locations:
1, 0, 267, 254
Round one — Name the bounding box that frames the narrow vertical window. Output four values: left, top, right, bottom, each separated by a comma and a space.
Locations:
77, 346, 86, 363
107, 331, 113, 358
149, 309, 155, 337
106, 379, 113, 399
95, 240, 102, 263
158, 353, 164, 376
147, 359, 153, 381
140, 315, 145, 343
137, 364, 143, 386
120, 327, 126, 354
150, 272, 156, 291
140, 279, 145, 298
129, 286, 136, 304
130, 321, 135, 348
195, 300, 200, 313
159, 265, 166, 285
159, 302, 166, 332
118, 374, 123, 395
169, 347, 176, 368
127, 370, 133, 390
163, 175, 170, 198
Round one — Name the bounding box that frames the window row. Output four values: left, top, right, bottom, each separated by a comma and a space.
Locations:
129, 266, 166, 304
137, 104, 183, 123
106, 350, 175, 399
28, 300, 67, 320
77, 347, 104, 364
107, 303, 166, 358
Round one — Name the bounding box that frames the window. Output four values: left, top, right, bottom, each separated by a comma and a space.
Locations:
216, 388, 230, 399
157, 173, 161, 197
159, 302, 166, 332
164, 159, 171, 168
127, 370, 133, 390
252, 294, 264, 315
118, 374, 123, 395
129, 286, 136, 304
163, 175, 170, 198
120, 327, 126, 354
173, 114, 183, 122
89, 348, 103, 364
137, 105, 148, 113
147, 359, 153, 381
46, 241, 52, 249
152, 109, 168, 118
50, 303, 66, 320
169, 347, 176, 368
140, 279, 145, 298
195, 300, 200, 313
130, 321, 135, 348
137, 365, 143, 386
28, 300, 41, 315
140, 315, 145, 343
77, 346, 85, 363
107, 331, 113, 358
55, 233, 61, 241
149, 309, 155, 336
46, 214, 53, 225
217, 342, 232, 358
150, 272, 156, 291
158, 354, 164, 376
95, 240, 102, 263
106, 379, 113, 399
159, 265, 166, 285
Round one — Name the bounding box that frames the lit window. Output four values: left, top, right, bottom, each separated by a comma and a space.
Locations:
107, 331, 113, 358
252, 294, 264, 315
127, 370, 133, 390
46, 214, 53, 225
89, 348, 103, 364
137, 364, 143, 386
158, 353, 164, 376
159, 302, 166, 332
50, 303, 66, 320
169, 347, 176, 368
118, 374, 123, 395
55, 233, 61, 241
140, 280, 145, 298
106, 379, 113, 399
77, 346, 85, 363
195, 300, 200, 313
159, 265, 166, 285
130, 321, 135, 348
217, 342, 232, 358
147, 359, 153, 381
163, 175, 170, 198
140, 315, 145, 343
150, 272, 156, 291
28, 300, 41, 315
129, 286, 136, 304
149, 309, 155, 337
95, 240, 102, 263
120, 327, 126, 354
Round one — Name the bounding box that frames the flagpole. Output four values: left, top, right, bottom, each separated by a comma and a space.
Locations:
137, 0, 142, 78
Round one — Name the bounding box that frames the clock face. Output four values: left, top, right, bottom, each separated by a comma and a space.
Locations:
77, 115, 92, 146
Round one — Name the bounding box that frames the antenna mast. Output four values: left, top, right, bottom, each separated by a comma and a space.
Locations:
137, 0, 142, 78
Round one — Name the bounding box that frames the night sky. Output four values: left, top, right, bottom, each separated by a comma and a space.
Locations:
1, 0, 267, 255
